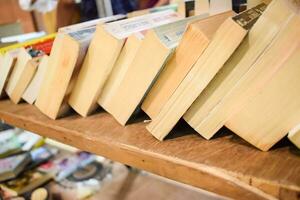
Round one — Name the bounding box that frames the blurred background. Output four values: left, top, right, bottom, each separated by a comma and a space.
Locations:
0, 0, 251, 37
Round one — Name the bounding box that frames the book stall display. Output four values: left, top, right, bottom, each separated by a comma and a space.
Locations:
0, 0, 299, 199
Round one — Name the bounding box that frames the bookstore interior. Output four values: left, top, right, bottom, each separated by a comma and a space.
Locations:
0, 0, 299, 199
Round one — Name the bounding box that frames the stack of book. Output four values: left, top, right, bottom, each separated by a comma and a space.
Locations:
0, 128, 107, 199
0, 0, 299, 152
0, 128, 52, 198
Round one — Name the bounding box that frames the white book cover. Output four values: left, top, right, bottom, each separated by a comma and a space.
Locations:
104, 10, 182, 39
58, 14, 125, 33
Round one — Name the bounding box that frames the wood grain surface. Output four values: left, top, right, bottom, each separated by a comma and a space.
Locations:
0, 100, 299, 200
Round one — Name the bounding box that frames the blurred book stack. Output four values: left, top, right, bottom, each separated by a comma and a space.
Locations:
0, 125, 112, 200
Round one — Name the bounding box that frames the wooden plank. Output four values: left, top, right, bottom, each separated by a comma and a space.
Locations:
0, 100, 299, 199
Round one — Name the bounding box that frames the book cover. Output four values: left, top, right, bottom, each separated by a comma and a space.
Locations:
38, 151, 95, 181
0, 169, 52, 197
0, 153, 31, 182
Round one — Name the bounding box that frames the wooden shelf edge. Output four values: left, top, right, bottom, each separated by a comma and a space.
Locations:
0, 100, 299, 200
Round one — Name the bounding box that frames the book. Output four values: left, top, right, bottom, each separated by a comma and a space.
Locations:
22, 55, 49, 104
0, 134, 22, 159
224, 16, 300, 151
5, 48, 39, 104
97, 33, 145, 113
18, 131, 44, 151
68, 10, 181, 117
0, 128, 22, 158
38, 151, 95, 181
34, 32, 83, 119
35, 15, 125, 119
0, 33, 56, 55
25, 146, 58, 171
183, 1, 289, 139
0, 169, 52, 197
288, 124, 300, 150
98, 12, 181, 110
57, 16, 125, 33
0, 49, 19, 98
142, 11, 234, 119
0, 129, 16, 143
1, 35, 54, 102
0, 129, 45, 158
147, 6, 260, 141
99, 15, 209, 125
0, 153, 31, 182
185, 0, 299, 141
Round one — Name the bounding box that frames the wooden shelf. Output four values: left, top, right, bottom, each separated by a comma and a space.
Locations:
0, 100, 299, 200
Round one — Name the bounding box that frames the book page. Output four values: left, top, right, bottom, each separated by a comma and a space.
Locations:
58, 14, 125, 33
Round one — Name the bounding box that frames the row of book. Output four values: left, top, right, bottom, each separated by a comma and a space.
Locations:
0, 0, 299, 152
0, 128, 111, 199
